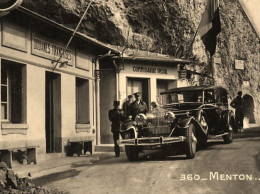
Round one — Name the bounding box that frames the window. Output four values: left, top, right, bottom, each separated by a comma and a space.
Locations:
1, 60, 26, 123
204, 90, 215, 103
215, 89, 228, 104
76, 77, 90, 124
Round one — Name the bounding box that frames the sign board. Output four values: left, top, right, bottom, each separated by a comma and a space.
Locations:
31, 35, 75, 66
235, 60, 245, 70
178, 70, 187, 79
214, 57, 221, 64
132, 66, 168, 74
243, 81, 250, 88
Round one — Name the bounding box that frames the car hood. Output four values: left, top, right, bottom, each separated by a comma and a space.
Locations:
162, 102, 203, 112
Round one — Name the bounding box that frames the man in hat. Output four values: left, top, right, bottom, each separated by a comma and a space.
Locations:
130, 92, 148, 120
230, 91, 245, 132
122, 95, 134, 118
108, 100, 125, 157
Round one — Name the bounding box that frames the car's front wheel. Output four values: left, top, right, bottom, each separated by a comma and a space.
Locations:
185, 123, 197, 159
125, 146, 139, 161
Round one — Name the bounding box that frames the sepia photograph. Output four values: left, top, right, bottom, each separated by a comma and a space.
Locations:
0, 0, 259, 193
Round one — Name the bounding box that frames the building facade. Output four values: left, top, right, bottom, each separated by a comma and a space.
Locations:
0, 7, 194, 156
0, 8, 118, 158
98, 52, 192, 144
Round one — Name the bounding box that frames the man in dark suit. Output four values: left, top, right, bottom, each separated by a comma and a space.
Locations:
230, 91, 245, 132
122, 95, 133, 118
130, 92, 148, 120
108, 100, 125, 157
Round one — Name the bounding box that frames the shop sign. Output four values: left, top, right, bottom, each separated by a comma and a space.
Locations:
235, 60, 244, 70
243, 81, 250, 88
133, 66, 168, 74
214, 57, 221, 64
32, 36, 74, 65
178, 70, 187, 79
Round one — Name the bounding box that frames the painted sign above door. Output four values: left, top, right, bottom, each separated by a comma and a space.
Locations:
133, 66, 168, 74
31, 35, 75, 66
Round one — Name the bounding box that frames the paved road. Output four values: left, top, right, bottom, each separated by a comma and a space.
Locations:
45, 128, 260, 194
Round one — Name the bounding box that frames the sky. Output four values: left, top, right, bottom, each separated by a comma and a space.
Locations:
241, 0, 260, 35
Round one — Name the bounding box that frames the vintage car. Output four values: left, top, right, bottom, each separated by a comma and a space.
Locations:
120, 86, 237, 161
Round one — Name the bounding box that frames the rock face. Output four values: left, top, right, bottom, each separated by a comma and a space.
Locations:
21, 0, 260, 123
22, 0, 207, 57
215, 0, 260, 123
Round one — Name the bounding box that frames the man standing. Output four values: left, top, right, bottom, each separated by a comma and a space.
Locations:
130, 92, 148, 120
108, 100, 125, 157
122, 95, 133, 118
230, 91, 245, 132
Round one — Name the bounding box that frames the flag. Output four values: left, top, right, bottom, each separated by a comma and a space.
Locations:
198, 0, 221, 56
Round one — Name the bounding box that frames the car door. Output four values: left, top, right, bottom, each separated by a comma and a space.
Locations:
203, 89, 218, 132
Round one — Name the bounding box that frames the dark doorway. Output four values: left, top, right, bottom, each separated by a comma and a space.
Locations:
127, 78, 150, 110
243, 94, 255, 124
45, 72, 62, 153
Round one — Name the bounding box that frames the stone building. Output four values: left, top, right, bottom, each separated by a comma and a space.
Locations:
0, 7, 119, 165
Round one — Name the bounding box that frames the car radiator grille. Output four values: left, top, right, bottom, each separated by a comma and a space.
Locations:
143, 126, 170, 135
147, 116, 168, 127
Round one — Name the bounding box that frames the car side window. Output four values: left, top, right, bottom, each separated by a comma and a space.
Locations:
204, 90, 215, 103
220, 89, 228, 104
215, 89, 228, 104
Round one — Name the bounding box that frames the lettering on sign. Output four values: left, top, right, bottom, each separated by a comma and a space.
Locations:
235, 60, 244, 70
32, 36, 74, 65
133, 66, 168, 74
214, 57, 221, 64
243, 81, 250, 88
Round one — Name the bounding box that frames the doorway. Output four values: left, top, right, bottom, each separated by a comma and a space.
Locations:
45, 72, 62, 153
127, 78, 150, 109
243, 94, 255, 123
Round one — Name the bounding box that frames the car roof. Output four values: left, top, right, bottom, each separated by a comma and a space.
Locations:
160, 86, 228, 94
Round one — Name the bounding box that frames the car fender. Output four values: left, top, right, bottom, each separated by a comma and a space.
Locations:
177, 116, 208, 142
177, 117, 193, 129
120, 126, 138, 139
220, 110, 235, 131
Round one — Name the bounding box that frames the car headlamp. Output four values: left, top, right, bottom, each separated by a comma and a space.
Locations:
164, 111, 175, 124
135, 113, 147, 126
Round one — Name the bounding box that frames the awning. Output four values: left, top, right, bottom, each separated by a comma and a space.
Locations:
111, 55, 193, 64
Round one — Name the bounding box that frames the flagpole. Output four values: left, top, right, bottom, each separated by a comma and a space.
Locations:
210, 55, 215, 85
52, 0, 94, 71
186, 26, 199, 59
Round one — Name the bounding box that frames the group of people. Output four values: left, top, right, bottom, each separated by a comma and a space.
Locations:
108, 93, 148, 157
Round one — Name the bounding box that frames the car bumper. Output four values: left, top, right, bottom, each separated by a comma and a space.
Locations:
120, 136, 186, 146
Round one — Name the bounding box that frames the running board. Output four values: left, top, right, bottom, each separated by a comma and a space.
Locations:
209, 132, 229, 139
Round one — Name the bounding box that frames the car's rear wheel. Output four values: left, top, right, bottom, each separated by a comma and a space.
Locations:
185, 123, 197, 159
125, 145, 139, 161
199, 115, 208, 147
222, 118, 234, 143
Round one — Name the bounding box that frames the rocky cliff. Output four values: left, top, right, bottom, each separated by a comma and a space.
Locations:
22, 0, 208, 57
21, 0, 260, 122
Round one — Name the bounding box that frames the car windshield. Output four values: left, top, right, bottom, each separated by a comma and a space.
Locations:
162, 90, 203, 104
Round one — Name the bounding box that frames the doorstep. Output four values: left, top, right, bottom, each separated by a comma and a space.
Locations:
95, 144, 125, 152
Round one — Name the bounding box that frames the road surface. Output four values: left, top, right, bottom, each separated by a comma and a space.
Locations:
44, 128, 260, 194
